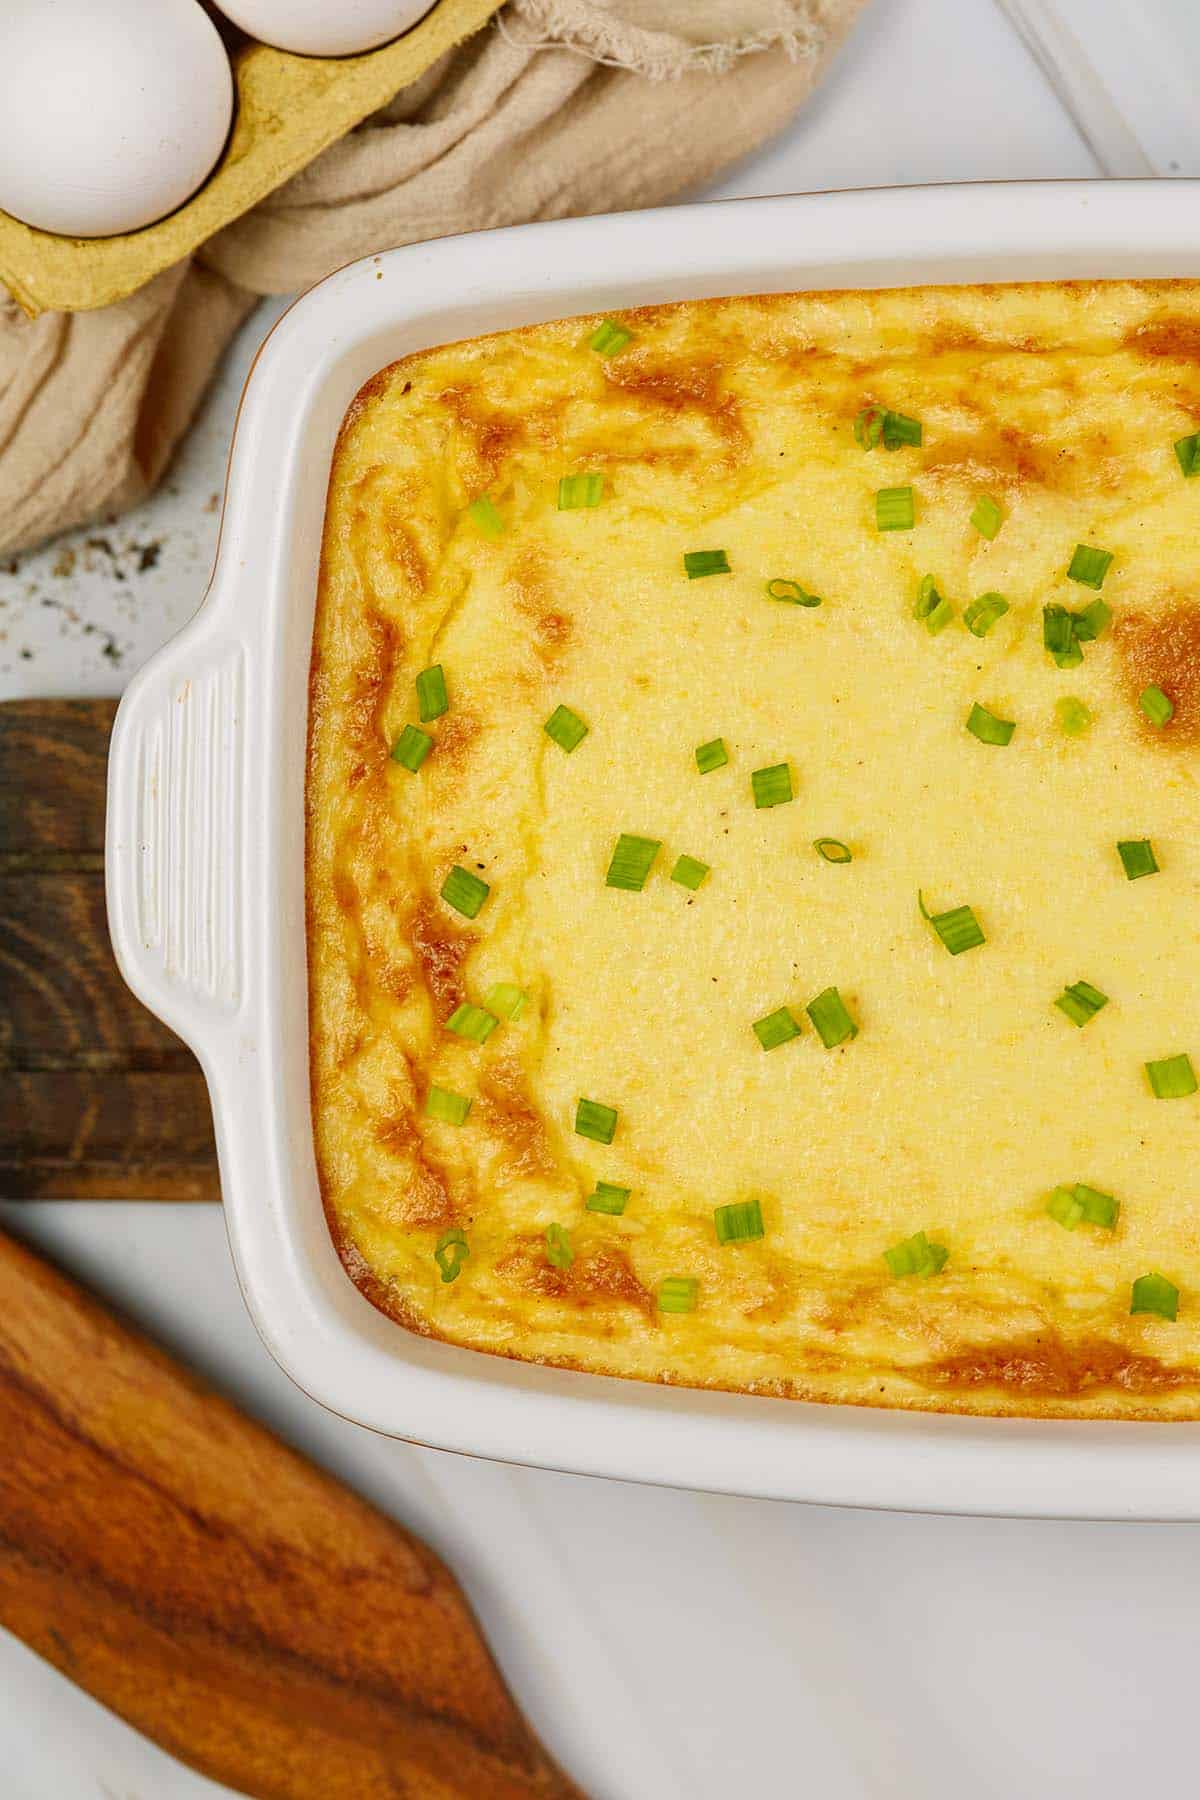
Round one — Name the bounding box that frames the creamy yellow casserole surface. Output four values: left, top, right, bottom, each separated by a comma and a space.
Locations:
307, 281, 1200, 1417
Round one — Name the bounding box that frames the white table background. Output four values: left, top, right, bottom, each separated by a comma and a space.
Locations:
3, 2, 1198, 1795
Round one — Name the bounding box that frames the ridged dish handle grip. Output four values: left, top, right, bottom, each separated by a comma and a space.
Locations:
106, 630, 247, 1037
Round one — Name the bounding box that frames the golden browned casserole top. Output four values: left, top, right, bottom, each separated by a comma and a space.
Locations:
307, 279, 1200, 1417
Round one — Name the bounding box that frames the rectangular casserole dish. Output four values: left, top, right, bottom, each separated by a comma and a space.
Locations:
107, 181, 1200, 1517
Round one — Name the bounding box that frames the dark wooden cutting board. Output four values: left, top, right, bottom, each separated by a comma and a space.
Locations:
0, 697, 219, 1198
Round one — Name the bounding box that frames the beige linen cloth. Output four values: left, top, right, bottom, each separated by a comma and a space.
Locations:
0, 0, 867, 556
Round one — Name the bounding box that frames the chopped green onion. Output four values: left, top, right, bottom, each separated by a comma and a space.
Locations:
970, 494, 1003, 540
605, 833, 661, 891
426, 1087, 472, 1127
434, 1228, 470, 1283
589, 318, 633, 357
1068, 544, 1113, 590
1072, 598, 1111, 642
1075, 1184, 1119, 1230
1145, 1053, 1197, 1100
1140, 684, 1174, 727
806, 986, 858, 1048
695, 737, 728, 774
1131, 1273, 1179, 1320
671, 854, 710, 891
751, 763, 793, 808
557, 472, 604, 510
919, 891, 985, 955
1117, 838, 1158, 881
964, 592, 1010, 637
545, 1223, 574, 1270
484, 982, 527, 1021
876, 486, 914, 531
684, 549, 730, 579
966, 702, 1016, 747
753, 1006, 801, 1051
1046, 1186, 1084, 1230
1056, 696, 1093, 737
854, 405, 885, 449
1043, 604, 1083, 669
446, 1002, 499, 1044
1174, 431, 1200, 477
813, 837, 852, 864
883, 1230, 948, 1278
1054, 980, 1108, 1028
575, 1097, 618, 1143
586, 1182, 630, 1216
914, 574, 954, 634
391, 724, 434, 772
658, 1276, 698, 1314
467, 496, 504, 538
416, 664, 448, 722
882, 410, 923, 450
765, 577, 821, 607
441, 865, 490, 918
714, 1198, 765, 1245
544, 704, 589, 752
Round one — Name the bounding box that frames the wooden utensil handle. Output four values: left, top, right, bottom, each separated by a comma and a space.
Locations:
0, 1228, 585, 1799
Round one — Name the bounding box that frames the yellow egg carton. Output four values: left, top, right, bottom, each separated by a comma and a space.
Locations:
0, 0, 502, 318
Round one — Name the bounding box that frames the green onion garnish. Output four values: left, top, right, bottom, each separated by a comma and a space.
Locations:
446, 1002, 499, 1044
765, 577, 821, 607
1075, 1184, 1119, 1230
966, 703, 1016, 747
882, 410, 923, 450
391, 724, 434, 772
970, 494, 1003, 540
1072, 598, 1111, 642
883, 1230, 948, 1278
484, 982, 527, 1021
1131, 1273, 1179, 1320
913, 573, 954, 634
919, 891, 985, 955
589, 318, 633, 358
441, 865, 490, 918
658, 1276, 698, 1314
544, 704, 589, 752
684, 549, 730, 579
575, 1097, 618, 1143
1174, 431, 1200, 477
1068, 544, 1113, 590
753, 1006, 801, 1051
434, 1228, 470, 1283
586, 1182, 630, 1216
963, 592, 1009, 637
854, 405, 885, 449
806, 986, 858, 1048
557, 473, 604, 510
751, 763, 792, 808
813, 837, 852, 864
1145, 1053, 1197, 1099
1043, 604, 1083, 669
1140, 684, 1174, 727
545, 1223, 574, 1270
467, 496, 504, 538
1046, 1186, 1084, 1230
605, 833, 661, 891
1055, 696, 1092, 736
426, 1087, 472, 1127
695, 737, 728, 774
876, 486, 914, 531
1054, 980, 1108, 1028
714, 1198, 765, 1245
671, 854, 710, 891
1117, 838, 1158, 881
416, 664, 448, 722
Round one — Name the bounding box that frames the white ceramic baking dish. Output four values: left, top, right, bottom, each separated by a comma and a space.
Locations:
108, 180, 1200, 1518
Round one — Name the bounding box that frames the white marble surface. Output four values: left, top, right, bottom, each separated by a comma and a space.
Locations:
3, 3, 1199, 1796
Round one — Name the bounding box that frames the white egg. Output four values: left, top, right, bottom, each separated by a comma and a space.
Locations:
0, 0, 232, 239
211, 0, 435, 58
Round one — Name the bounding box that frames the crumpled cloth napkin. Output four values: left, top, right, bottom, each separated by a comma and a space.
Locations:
0, 0, 867, 556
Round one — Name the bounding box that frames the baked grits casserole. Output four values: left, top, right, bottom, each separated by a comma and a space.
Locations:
307, 281, 1200, 1417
